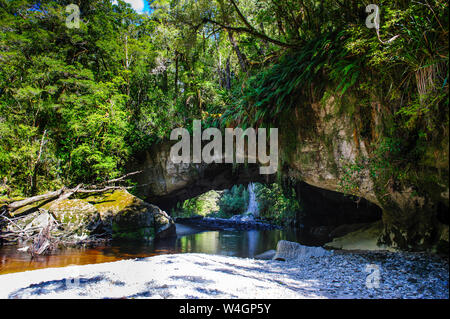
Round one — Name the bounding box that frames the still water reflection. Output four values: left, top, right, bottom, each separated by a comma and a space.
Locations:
0, 226, 311, 275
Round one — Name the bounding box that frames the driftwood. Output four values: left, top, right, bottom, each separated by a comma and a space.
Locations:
30, 215, 54, 258
0, 171, 142, 255
5, 171, 142, 213
6, 189, 65, 211
2, 212, 62, 257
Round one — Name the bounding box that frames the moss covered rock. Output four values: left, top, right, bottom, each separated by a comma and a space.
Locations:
84, 190, 175, 241
2, 189, 176, 244
153, 209, 176, 239
48, 199, 101, 237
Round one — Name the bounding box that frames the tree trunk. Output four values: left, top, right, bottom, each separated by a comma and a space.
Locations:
8, 188, 65, 211
228, 31, 248, 73
31, 130, 47, 196
259, 23, 269, 54
226, 57, 231, 90
174, 50, 179, 101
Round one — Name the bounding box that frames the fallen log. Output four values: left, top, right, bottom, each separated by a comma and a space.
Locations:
5, 171, 142, 213
7, 188, 65, 211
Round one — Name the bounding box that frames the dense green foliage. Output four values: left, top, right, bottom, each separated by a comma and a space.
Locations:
217, 184, 249, 217
0, 0, 171, 195
0, 0, 448, 202
254, 183, 301, 226
171, 185, 250, 219
172, 190, 222, 218
172, 183, 301, 226
219, 1, 448, 130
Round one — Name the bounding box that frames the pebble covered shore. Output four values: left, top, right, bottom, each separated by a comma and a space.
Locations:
0, 251, 448, 299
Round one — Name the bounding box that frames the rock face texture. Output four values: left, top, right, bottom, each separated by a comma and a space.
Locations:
324, 221, 394, 251
281, 96, 448, 252
48, 199, 101, 237
273, 240, 332, 261
130, 95, 448, 252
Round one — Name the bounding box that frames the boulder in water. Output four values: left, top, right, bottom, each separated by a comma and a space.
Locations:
273, 240, 332, 262
81, 190, 176, 241
154, 209, 176, 239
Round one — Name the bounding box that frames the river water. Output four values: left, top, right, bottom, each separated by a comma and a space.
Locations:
0, 225, 319, 275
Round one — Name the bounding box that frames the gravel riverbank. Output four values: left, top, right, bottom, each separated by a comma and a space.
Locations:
0, 251, 448, 299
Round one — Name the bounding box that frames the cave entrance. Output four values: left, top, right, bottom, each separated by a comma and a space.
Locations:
166, 180, 383, 247
294, 182, 383, 245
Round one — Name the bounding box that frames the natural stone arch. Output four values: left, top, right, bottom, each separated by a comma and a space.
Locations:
130, 141, 277, 210
129, 141, 383, 245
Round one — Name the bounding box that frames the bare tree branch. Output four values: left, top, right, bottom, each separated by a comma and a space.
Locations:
202, 18, 296, 49
102, 171, 142, 185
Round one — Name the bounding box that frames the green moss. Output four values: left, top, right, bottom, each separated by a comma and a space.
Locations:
278, 102, 319, 167
84, 190, 141, 215
89, 190, 158, 241
45, 199, 100, 237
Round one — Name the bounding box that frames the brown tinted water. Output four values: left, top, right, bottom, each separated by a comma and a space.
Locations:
0, 226, 316, 275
